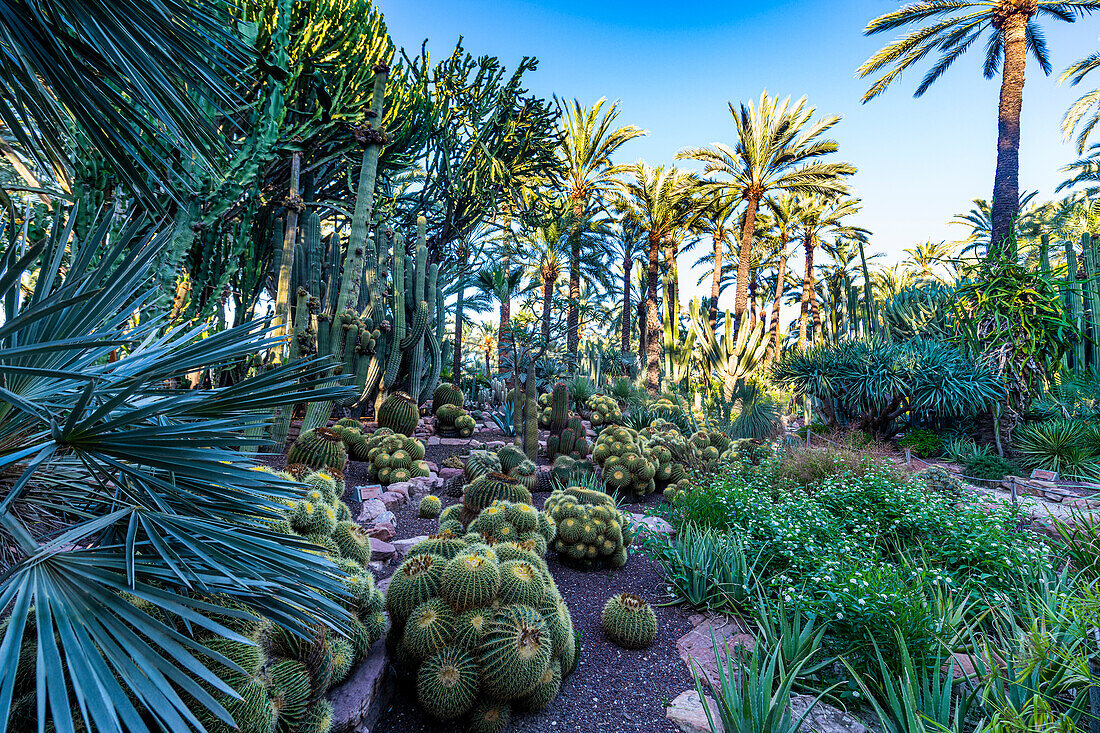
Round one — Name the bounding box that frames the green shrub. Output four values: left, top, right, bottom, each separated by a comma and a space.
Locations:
961, 452, 1018, 483
897, 428, 943, 458
1012, 419, 1099, 480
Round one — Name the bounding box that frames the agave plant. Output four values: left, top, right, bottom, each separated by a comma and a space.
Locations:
0, 211, 354, 733
688, 298, 768, 402
1012, 419, 1100, 480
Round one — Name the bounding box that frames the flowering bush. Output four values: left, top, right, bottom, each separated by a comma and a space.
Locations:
663, 449, 1049, 670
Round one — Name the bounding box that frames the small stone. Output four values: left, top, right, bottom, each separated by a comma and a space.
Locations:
667, 690, 724, 733
439, 437, 468, 446
426, 461, 439, 472
369, 538, 394, 561
393, 535, 429, 558
427, 436, 441, 445
439, 467, 463, 480
357, 498, 387, 523
1043, 492, 1064, 503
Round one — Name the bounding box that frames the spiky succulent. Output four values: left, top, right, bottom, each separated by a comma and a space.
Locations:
543, 487, 632, 569
378, 391, 420, 436
601, 593, 657, 649
586, 394, 622, 426
419, 495, 443, 519
287, 427, 347, 473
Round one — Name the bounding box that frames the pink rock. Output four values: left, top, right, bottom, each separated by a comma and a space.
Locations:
365, 523, 395, 542
357, 498, 387, 523
393, 535, 429, 557
427, 436, 441, 445
386, 481, 412, 498
380, 491, 404, 511
676, 615, 754, 686
439, 467, 463, 479
426, 461, 439, 472
369, 538, 395, 561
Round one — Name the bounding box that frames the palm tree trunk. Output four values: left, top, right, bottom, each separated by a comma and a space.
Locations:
798, 232, 815, 348
621, 258, 633, 353
567, 234, 581, 367
709, 231, 724, 331
734, 195, 760, 331
768, 247, 789, 359
644, 234, 662, 394
498, 300, 510, 372
637, 300, 647, 359
989, 11, 1028, 259
541, 277, 553, 347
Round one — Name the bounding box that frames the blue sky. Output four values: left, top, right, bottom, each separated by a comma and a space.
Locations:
379, 0, 1100, 307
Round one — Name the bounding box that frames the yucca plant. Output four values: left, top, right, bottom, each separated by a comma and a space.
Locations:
0, 210, 355, 733
697, 637, 825, 733
1012, 419, 1100, 480
651, 523, 767, 612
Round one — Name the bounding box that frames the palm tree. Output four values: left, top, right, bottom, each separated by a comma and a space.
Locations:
903, 240, 958, 282
618, 163, 698, 393
761, 194, 802, 355
678, 91, 855, 330
689, 189, 741, 330
1060, 46, 1100, 152
476, 265, 524, 372
607, 217, 647, 355
858, 1, 1100, 257
516, 210, 570, 348
793, 195, 867, 347
472, 321, 499, 375
557, 98, 645, 365
951, 190, 1040, 255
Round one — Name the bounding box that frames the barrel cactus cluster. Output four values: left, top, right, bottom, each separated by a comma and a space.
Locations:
287, 427, 348, 474
601, 593, 657, 650
464, 450, 503, 482
160, 468, 388, 733
543, 486, 633, 569
384, 526, 578, 728
688, 429, 731, 466
466, 499, 556, 554
347, 428, 429, 486
436, 403, 476, 437
591, 426, 657, 498
586, 394, 622, 426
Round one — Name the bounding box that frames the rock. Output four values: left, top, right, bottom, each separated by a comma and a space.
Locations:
365, 523, 395, 542
386, 481, 411, 499
427, 436, 441, 445
393, 535, 428, 558
486, 441, 506, 450
357, 498, 387, 524
790, 695, 868, 733
1044, 492, 1065, 503
380, 491, 405, 511
624, 512, 675, 536
468, 440, 483, 450
676, 614, 754, 686
328, 638, 392, 733
439, 437, 469, 446
439, 467, 463, 480
369, 538, 394, 562
426, 461, 439, 472
667, 690, 724, 733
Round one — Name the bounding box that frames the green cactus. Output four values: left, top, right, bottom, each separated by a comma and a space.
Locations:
286, 427, 347, 473
544, 487, 631, 569
601, 593, 657, 649
497, 445, 528, 474
385, 554, 445, 625
460, 474, 533, 525
432, 384, 465, 414
416, 646, 480, 721
441, 553, 502, 613
419, 495, 443, 519
464, 450, 503, 482
378, 391, 419, 435
549, 383, 569, 434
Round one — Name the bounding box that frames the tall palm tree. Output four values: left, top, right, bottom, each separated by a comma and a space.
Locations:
689, 189, 741, 330
764, 193, 801, 358
618, 163, 698, 394
858, 1, 1100, 257
951, 190, 1040, 255
1061, 50, 1100, 152
794, 195, 867, 348
678, 91, 855, 330
607, 217, 647, 355
557, 98, 645, 365
476, 265, 524, 372
472, 321, 499, 375
516, 209, 570, 348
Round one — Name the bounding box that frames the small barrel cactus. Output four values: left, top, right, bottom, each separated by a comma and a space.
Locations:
460, 473, 533, 526
464, 450, 502, 482
419, 495, 443, 519
586, 394, 622, 426
544, 486, 632, 569
601, 593, 657, 649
